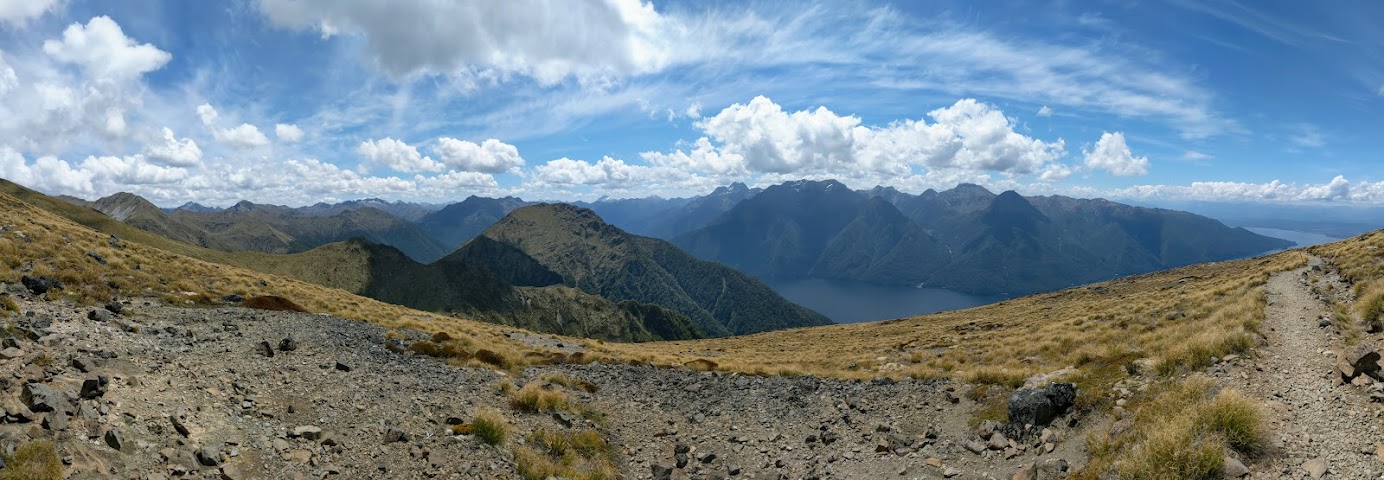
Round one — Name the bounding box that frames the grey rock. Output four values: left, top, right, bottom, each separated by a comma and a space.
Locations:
1008, 388, 1056, 427
278, 337, 297, 352
22, 383, 67, 413
80, 376, 106, 399
104, 428, 124, 450
335, 361, 351, 372
963, 440, 985, 454
255, 341, 274, 357
196, 445, 221, 466
88, 309, 111, 322
1303, 458, 1327, 479
103, 301, 123, 315
384, 428, 410, 443
292, 425, 323, 441
651, 463, 674, 480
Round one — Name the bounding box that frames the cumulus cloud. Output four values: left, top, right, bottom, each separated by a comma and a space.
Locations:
647, 96, 1065, 182
216, 124, 269, 149
196, 104, 269, 149
433, 138, 524, 173
80, 154, 189, 186
256, 0, 670, 83
275, 123, 304, 142
0, 146, 94, 195
0, 53, 16, 94
1083, 132, 1148, 176
356, 137, 442, 173
1037, 106, 1052, 117
143, 128, 202, 167
42, 16, 171, 80
0, 0, 61, 26
1111, 175, 1384, 203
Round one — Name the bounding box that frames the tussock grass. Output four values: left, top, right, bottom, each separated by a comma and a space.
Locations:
0, 440, 62, 480
472, 406, 508, 446
510, 381, 573, 413
539, 373, 599, 393
1082, 376, 1266, 479
515, 428, 619, 480
243, 295, 308, 312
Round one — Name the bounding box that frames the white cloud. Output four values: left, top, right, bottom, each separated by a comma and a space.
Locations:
433, 137, 524, 173
195, 104, 268, 149
1181, 150, 1213, 161
1111, 175, 1384, 203
1377, 84, 1384, 96
1083, 132, 1148, 176
0, 0, 61, 26
143, 127, 202, 167
0, 53, 16, 94
415, 171, 499, 191
0, 146, 93, 195
42, 16, 171, 80
356, 137, 442, 173
642, 137, 745, 177
217, 123, 269, 149
256, 0, 671, 83
275, 123, 304, 142
81, 154, 188, 186
1038, 163, 1072, 182
1037, 106, 1052, 117
196, 104, 219, 126
649, 96, 1064, 181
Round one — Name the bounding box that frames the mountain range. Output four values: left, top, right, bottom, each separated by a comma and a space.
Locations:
675, 180, 1290, 295
47, 178, 1292, 338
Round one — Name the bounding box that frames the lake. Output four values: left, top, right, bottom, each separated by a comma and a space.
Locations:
1243, 227, 1341, 249
768, 278, 1005, 324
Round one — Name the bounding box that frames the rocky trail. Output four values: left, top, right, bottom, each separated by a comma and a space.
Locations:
1226, 256, 1384, 479
0, 281, 1094, 479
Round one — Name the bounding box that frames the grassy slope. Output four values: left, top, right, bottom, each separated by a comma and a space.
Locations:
479, 203, 831, 337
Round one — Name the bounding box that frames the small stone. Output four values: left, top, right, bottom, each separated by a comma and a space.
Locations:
196, 446, 221, 466
255, 341, 274, 357
80, 377, 106, 399
104, 428, 124, 450
963, 440, 985, 454
1303, 458, 1327, 479
103, 301, 123, 315
335, 361, 351, 372
292, 425, 323, 441
278, 337, 297, 352
651, 463, 674, 480
1223, 456, 1249, 478
282, 449, 312, 464
88, 309, 111, 322
943, 467, 960, 478
384, 428, 409, 443
170, 416, 190, 437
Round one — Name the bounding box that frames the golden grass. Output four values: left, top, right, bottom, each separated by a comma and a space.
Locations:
516, 428, 619, 480
1080, 376, 1266, 479
510, 381, 573, 413
0, 440, 62, 480
472, 406, 508, 446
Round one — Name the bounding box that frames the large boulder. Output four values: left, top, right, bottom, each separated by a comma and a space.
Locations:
22, 383, 69, 414
1008, 382, 1078, 428
1336, 345, 1381, 382
20, 276, 60, 296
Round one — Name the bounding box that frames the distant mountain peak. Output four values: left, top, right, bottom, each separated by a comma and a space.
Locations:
712, 182, 750, 195
952, 183, 993, 195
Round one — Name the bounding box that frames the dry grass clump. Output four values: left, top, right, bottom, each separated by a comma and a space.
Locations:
510, 381, 573, 413
1081, 376, 1266, 479
0, 440, 62, 480
539, 373, 599, 393
471, 406, 508, 446
243, 295, 308, 312
515, 428, 618, 480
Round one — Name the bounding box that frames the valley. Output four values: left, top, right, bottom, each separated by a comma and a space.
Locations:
766, 278, 1005, 324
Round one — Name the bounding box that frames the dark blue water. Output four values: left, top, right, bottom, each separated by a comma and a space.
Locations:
768, 278, 1004, 324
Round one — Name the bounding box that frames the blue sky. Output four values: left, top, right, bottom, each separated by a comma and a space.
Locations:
0, 0, 1381, 206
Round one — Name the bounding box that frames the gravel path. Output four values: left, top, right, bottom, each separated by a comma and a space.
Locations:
1239, 256, 1382, 479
